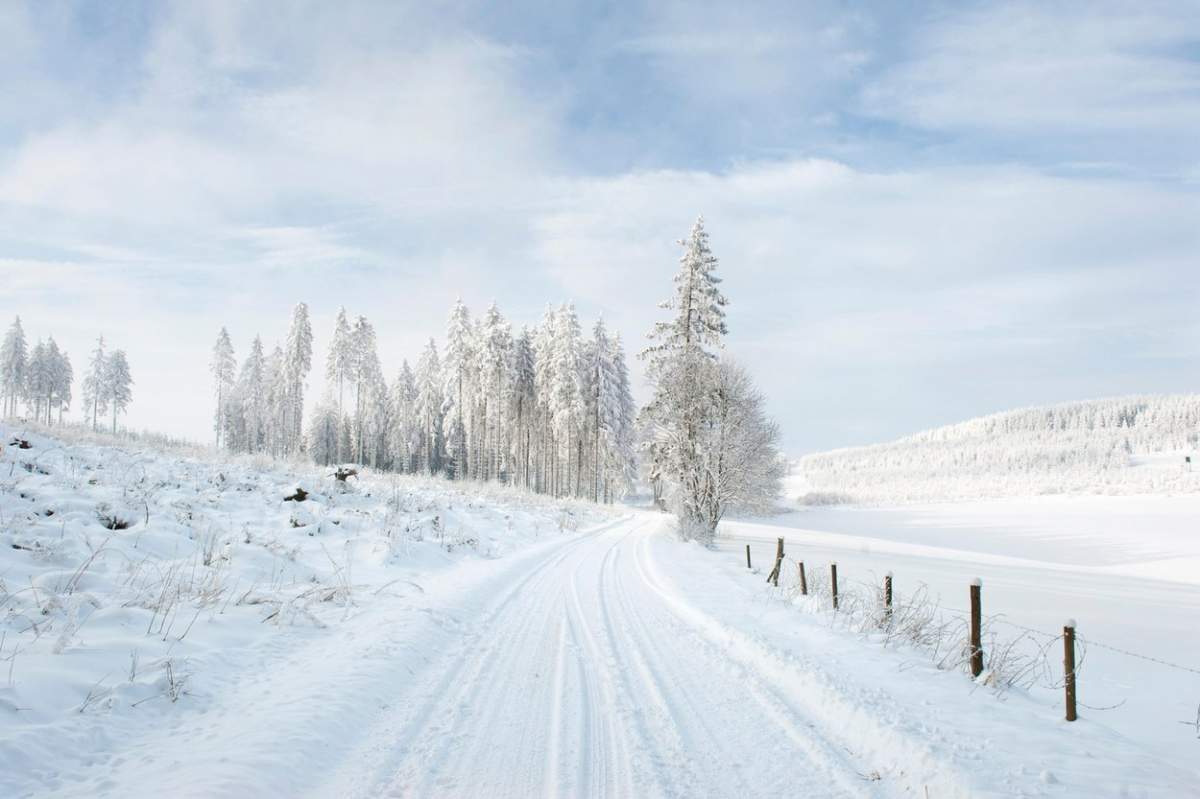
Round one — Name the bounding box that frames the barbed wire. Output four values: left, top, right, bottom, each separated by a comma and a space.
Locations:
916, 605, 1200, 676
759, 550, 1200, 677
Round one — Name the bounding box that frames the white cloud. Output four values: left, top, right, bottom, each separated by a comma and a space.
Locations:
862, 2, 1200, 138
1, 1, 1197, 453
532, 159, 1200, 449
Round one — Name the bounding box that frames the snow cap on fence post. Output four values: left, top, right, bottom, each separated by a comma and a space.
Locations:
971, 577, 982, 587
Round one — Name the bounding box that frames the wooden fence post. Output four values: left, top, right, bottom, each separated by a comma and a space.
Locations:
798, 561, 807, 596
969, 579, 983, 678
766, 537, 784, 587
883, 572, 893, 623
831, 563, 839, 610
1064, 620, 1078, 722
746, 544, 752, 570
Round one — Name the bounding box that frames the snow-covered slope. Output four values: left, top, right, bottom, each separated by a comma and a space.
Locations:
796, 394, 1200, 503
3, 424, 1195, 797
0, 422, 610, 796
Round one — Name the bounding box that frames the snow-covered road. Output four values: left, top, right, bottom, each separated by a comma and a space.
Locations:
35, 511, 1195, 798
316, 515, 876, 799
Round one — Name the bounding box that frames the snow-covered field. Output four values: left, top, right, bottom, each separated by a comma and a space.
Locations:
722, 496, 1200, 778
2, 425, 1196, 797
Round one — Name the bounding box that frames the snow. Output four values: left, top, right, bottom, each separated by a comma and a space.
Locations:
722, 497, 1200, 776
2, 424, 1195, 797
0, 423, 611, 796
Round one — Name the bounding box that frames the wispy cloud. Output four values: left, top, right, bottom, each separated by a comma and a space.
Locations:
861, 2, 1200, 172
0, 1, 1196, 452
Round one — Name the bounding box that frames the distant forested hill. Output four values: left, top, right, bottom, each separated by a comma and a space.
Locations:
796, 395, 1200, 504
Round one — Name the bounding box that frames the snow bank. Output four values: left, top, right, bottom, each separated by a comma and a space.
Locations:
650, 525, 1198, 796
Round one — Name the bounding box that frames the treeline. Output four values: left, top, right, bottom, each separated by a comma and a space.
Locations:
0, 318, 133, 433
798, 395, 1200, 503
210, 304, 313, 459
212, 301, 638, 502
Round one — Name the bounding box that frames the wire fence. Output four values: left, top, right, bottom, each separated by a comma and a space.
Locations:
745, 539, 1200, 729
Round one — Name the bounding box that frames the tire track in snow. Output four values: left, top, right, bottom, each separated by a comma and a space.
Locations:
630, 524, 970, 797
321, 514, 896, 798
625, 531, 882, 797
320, 527, 601, 798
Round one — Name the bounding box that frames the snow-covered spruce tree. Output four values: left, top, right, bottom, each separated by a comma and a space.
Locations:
105, 350, 133, 435
441, 300, 476, 480
326, 307, 354, 413
338, 411, 353, 464
609, 333, 638, 501
583, 317, 618, 501
82, 336, 108, 432
25, 340, 50, 423
510, 327, 537, 489
532, 305, 557, 493
0, 316, 28, 418
414, 339, 444, 475
29, 337, 71, 425
549, 304, 585, 497
307, 399, 341, 466
388, 360, 419, 473
51, 343, 73, 425
265, 343, 286, 456
479, 302, 513, 482
211, 327, 236, 448
350, 315, 384, 465
581, 321, 637, 504
281, 303, 313, 456
233, 335, 268, 453
641, 215, 730, 543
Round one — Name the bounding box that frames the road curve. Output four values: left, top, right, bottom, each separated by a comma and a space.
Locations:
320, 516, 884, 799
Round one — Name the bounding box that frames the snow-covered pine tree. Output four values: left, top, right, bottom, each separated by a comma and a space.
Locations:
510, 327, 537, 489
609, 333, 637, 501
532, 305, 558, 494
25, 340, 50, 423
389, 361, 418, 472
441, 300, 475, 480
326, 307, 354, 413
350, 315, 383, 465
265, 343, 285, 457
105, 350, 133, 435
0, 317, 28, 418
550, 303, 585, 497
234, 335, 268, 453
281, 303, 313, 455
307, 398, 341, 466
641, 215, 730, 542
479, 302, 513, 482
82, 336, 109, 432
51, 342, 73, 425
32, 337, 70, 425
415, 339, 443, 475
211, 327, 236, 448
338, 412, 353, 464
583, 317, 624, 502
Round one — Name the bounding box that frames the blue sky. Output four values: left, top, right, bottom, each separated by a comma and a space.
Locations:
1, 1, 1198, 453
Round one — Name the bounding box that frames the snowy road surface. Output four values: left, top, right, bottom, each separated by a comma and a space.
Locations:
28, 512, 1195, 798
